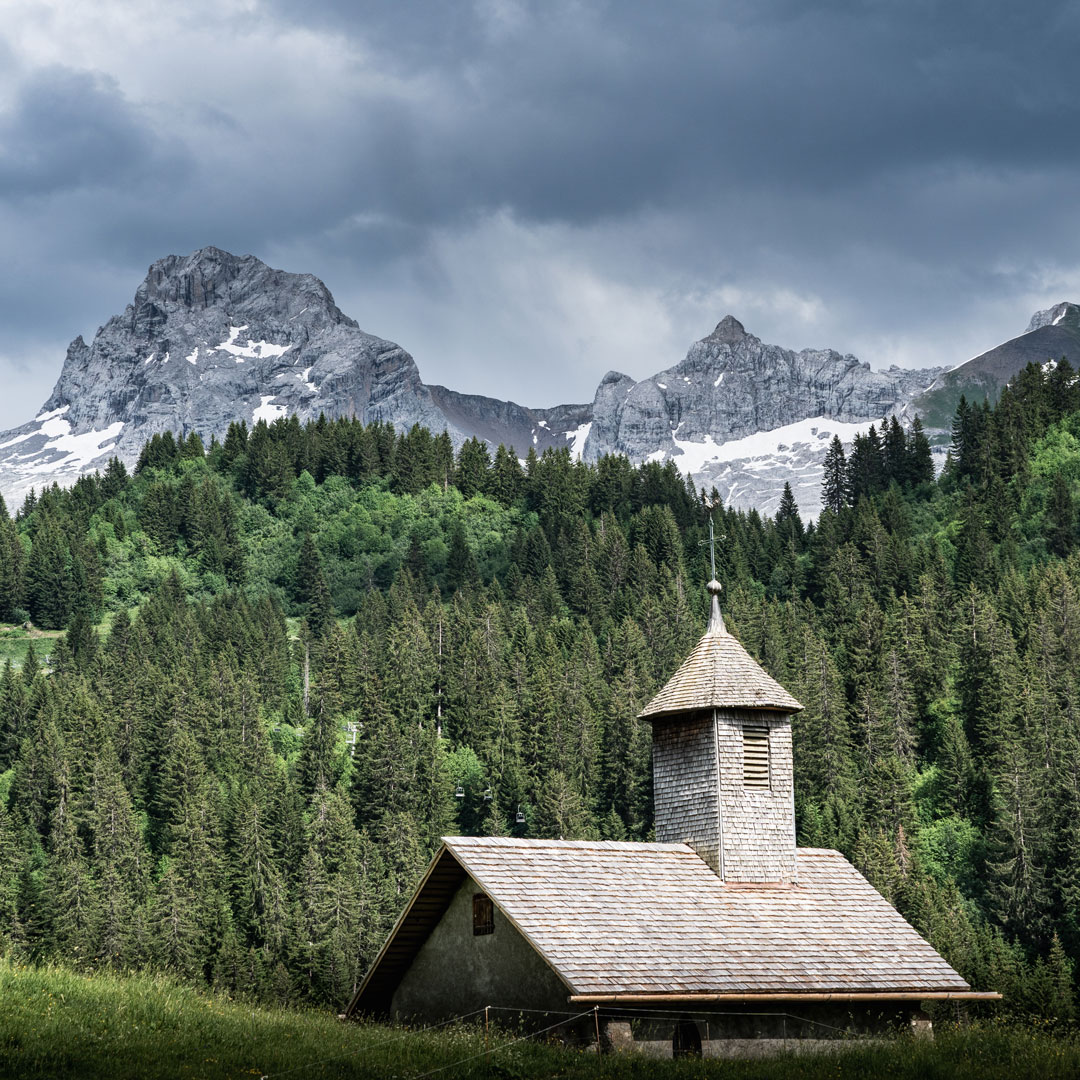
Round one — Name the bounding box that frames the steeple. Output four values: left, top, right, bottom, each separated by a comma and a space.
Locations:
640, 579, 803, 882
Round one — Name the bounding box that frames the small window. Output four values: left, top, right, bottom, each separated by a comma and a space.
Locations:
472, 893, 494, 936
743, 726, 770, 790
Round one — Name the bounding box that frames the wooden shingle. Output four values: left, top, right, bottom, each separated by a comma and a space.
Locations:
639, 628, 803, 719
445, 838, 970, 995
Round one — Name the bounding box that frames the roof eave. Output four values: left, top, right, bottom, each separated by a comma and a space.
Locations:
639, 701, 804, 720
569, 991, 1000, 1004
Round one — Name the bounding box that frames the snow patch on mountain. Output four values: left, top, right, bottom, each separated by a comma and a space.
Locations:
626, 416, 877, 517
673, 416, 873, 472
567, 420, 593, 459
216, 326, 292, 362
253, 396, 287, 423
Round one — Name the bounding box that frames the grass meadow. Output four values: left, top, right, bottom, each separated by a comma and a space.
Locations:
0, 624, 62, 669
0, 960, 1077, 1080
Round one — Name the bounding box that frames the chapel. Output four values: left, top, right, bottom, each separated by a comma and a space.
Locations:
345, 579, 997, 1057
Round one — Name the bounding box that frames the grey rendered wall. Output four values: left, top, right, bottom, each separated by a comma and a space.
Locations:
717, 709, 796, 882
390, 876, 571, 1023
651, 713, 720, 873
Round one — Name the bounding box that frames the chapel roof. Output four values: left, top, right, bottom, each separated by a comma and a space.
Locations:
638, 580, 803, 718
347, 836, 983, 1016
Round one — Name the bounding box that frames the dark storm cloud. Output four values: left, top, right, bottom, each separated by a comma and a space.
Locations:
0, 66, 190, 199
258, 0, 1080, 223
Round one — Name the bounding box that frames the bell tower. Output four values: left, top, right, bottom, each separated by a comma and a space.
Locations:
639, 579, 803, 883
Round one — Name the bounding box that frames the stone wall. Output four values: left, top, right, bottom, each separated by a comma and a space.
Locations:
391, 877, 571, 1023
616, 1004, 910, 1058
651, 713, 720, 873
717, 709, 797, 882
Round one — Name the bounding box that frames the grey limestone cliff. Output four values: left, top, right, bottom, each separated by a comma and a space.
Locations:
3, 246, 1055, 521
0, 248, 454, 502
427, 386, 591, 458
582, 315, 940, 464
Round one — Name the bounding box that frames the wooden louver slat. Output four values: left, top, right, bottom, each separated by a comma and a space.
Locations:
743, 726, 770, 789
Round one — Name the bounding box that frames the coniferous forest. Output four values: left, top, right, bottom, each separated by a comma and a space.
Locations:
1, 360, 1080, 1018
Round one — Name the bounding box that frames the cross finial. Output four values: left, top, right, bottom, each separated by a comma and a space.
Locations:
699, 517, 724, 579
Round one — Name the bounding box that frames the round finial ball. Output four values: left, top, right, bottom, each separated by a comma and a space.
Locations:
706, 578, 722, 595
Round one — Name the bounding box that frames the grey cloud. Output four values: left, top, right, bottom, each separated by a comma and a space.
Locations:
0, 67, 191, 199
258, 0, 1080, 224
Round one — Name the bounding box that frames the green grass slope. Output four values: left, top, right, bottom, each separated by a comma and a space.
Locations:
0, 962, 1077, 1080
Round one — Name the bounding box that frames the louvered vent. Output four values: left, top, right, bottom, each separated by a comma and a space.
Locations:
743, 726, 770, 790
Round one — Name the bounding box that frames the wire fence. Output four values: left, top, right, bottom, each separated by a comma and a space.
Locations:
258, 998, 880, 1079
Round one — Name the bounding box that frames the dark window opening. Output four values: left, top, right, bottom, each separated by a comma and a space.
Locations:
473, 893, 494, 936
673, 1018, 702, 1058
743, 726, 770, 790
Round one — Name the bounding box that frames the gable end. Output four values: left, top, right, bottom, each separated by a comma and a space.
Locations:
345, 846, 466, 1016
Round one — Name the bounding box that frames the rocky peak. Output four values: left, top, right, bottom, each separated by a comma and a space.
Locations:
1026, 302, 1080, 334
0, 248, 452, 504
129, 247, 353, 338
706, 315, 748, 345
583, 317, 944, 516
600, 369, 633, 386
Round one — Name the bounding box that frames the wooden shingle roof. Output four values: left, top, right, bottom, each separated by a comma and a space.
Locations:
348, 837, 982, 1014
638, 625, 803, 719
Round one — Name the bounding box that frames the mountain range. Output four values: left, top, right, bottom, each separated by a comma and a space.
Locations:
1, 247, 1075, 516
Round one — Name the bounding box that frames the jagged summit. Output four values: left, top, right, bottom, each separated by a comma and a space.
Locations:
0, 248, 1002, 518
706, 315, 749, 344
1026, 301, 1080, 334
0, 248, 450, 502
130, 246, 352, 331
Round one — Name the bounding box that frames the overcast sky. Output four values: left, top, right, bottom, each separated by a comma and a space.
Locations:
2, 0, 1080, 428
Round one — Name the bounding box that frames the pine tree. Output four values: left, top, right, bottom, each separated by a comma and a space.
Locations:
24, 514, 71, 628
884, 416, 908, 486
0, 495, 25, 620
822, 437, 850, 513
445, 524, 479, 593
907, 417, 935, 486
775, 482, 804, 544
455, 438, 491, 498
1047, 471, 1076, 557
228, 790, 287, 958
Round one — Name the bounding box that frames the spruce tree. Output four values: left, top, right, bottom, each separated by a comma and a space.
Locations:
0, 495, 25, 621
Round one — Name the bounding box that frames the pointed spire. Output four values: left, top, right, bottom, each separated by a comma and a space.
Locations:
706, 578, 726, 635
638, 575, 803, 719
